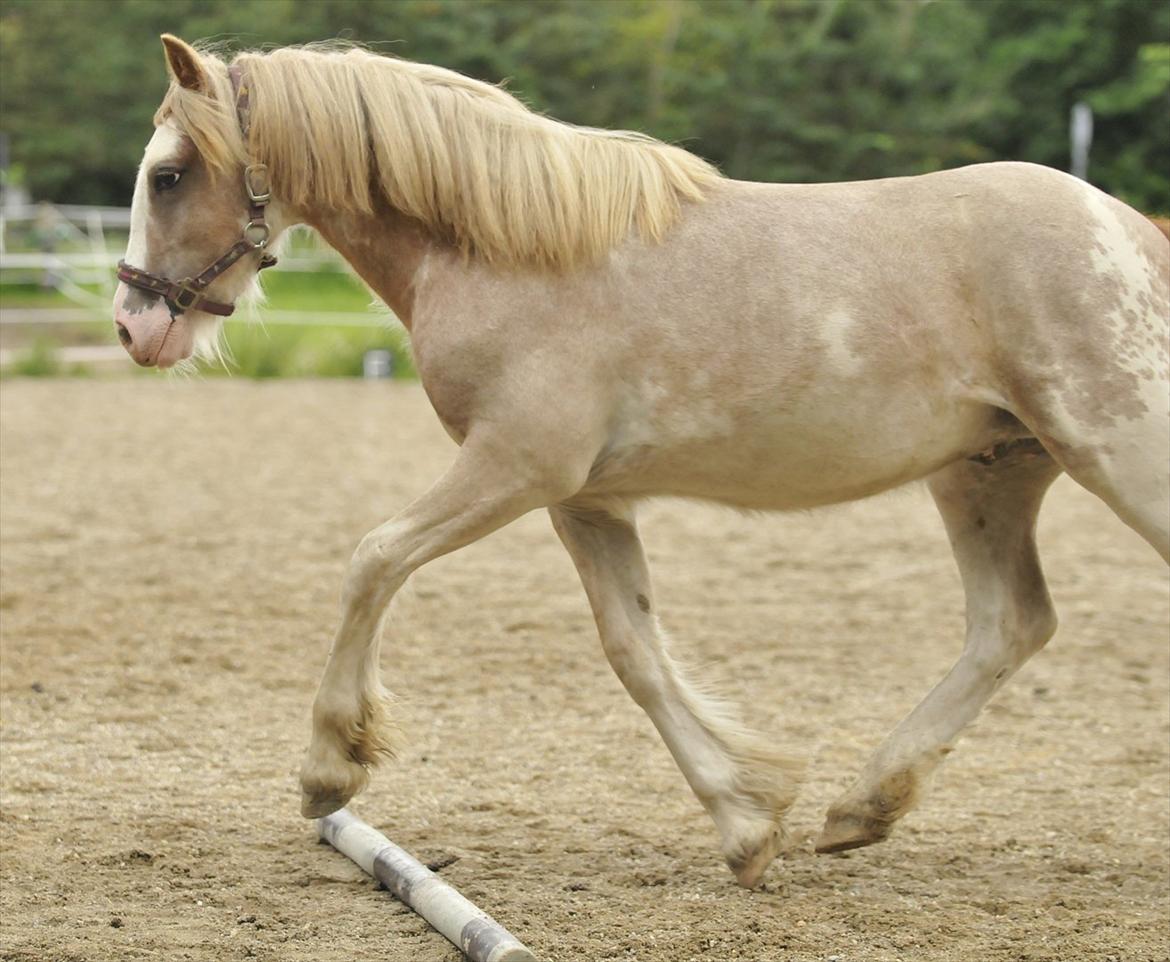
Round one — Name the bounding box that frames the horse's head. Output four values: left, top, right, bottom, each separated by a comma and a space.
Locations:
113, 36, 279, 368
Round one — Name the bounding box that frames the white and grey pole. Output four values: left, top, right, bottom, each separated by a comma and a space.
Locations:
317, 808, 539, 962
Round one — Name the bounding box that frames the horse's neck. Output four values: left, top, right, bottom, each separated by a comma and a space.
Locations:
305, 202, 436, 328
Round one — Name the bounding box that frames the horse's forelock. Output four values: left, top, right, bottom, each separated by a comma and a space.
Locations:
154, 47, 245, 178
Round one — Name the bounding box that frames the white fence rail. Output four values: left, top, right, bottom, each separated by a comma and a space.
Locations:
3, 202, 134, 229
1, 201, 353, 272
1, 203, 396, 342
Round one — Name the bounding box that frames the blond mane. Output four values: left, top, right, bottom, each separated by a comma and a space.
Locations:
159, 44, 721, 270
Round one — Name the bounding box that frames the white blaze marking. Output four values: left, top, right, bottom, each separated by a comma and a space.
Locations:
124, 123, 185, 266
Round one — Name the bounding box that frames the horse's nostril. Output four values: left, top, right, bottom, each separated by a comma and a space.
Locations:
115, 322, 133, 348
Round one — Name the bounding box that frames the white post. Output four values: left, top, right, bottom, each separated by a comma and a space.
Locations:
1070, 101, 1093, 181
317, 809, 539, 962
86, 208, 112, 295
362, 348, 393, 379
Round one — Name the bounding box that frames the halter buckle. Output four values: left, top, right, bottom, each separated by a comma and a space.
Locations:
173, 281, 202, 311
244, 164, 271, 205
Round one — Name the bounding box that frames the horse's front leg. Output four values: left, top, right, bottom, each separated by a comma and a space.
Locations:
816, 447, 1062, 853
300, 438, 576, 817
550, 501, 802, 887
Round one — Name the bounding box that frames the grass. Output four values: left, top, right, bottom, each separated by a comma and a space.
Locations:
253, 268, 377, 313
3, 338, 91, 377
0, 282, 94, 308
215, 319, 413, 379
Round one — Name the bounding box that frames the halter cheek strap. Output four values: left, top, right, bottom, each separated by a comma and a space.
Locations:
117, 66, 277, 317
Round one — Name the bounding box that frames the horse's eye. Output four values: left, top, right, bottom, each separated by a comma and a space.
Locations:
153, 170, 182, 192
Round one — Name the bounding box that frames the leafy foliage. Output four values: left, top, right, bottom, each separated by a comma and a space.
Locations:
1, 0, 1166, 209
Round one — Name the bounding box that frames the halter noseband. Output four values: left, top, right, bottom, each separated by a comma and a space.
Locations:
117, 66, 277, 318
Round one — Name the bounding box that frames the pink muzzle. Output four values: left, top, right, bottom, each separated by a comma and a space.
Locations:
112, 282, 195, 368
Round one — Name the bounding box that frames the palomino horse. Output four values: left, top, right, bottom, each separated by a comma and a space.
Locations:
114, 36, 1169, 887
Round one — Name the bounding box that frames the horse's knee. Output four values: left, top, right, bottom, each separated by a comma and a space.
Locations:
352, 523, 401, 572
342, 524, 408, 606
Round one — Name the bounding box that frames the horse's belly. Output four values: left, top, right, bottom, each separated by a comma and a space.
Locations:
582, 390, 1015, 510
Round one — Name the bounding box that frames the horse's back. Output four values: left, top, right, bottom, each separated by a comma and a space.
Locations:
707, 162, 1169, 418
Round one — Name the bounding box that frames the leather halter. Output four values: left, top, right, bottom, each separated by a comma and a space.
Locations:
117, 66, 277, 317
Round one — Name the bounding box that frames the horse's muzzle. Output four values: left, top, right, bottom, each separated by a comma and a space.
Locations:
112, 282, 193, 368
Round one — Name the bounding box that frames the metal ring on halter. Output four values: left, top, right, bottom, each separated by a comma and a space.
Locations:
244, 221, 271, 248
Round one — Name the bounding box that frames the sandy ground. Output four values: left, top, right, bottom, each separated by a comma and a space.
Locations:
1, 379, 1167, 962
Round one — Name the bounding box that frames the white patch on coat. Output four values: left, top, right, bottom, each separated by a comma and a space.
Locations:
1080, 185, 1164, 361
821, 308, 864, 376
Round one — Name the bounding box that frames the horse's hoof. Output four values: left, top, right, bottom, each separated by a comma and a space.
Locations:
814, 811, 891, 854
726, 824, 785, 888
299, 756, 367, 819
300, 791, 349, 819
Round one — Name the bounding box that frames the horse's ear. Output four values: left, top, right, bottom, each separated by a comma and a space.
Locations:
161, 34, 206, 92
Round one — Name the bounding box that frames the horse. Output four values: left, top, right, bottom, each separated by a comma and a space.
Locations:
113, 35, 1170, 888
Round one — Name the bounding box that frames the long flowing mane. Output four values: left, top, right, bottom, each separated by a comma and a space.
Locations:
159, 44, 721, 270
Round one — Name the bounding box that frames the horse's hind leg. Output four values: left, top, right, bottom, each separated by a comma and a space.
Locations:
1032, 411, 1169, 563
1024, 194, 1170, 562
816, 445, 1062, 853
550, 502, 801, 887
